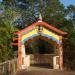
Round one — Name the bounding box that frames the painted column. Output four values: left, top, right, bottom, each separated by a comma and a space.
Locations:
18, 34, 26, 69
21, 44, 26, 69
21, 44, 30, 68
18, 34, 22, 69
59, 45, 63, 70
59, 36, 63, 70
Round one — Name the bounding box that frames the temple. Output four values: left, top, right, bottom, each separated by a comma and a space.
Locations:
12, 18, 67, 70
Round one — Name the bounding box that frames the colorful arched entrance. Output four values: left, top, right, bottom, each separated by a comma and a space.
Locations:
12, 19, 67, 70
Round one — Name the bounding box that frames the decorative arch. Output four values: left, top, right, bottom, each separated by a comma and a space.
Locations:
12, 20, 67, 70
21, 26, 61, 44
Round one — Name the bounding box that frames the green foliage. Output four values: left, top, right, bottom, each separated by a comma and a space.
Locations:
0, 28, 13, 62
0, 7, 18, 62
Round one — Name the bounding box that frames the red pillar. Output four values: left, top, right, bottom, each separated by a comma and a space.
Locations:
17, 34, 22, 69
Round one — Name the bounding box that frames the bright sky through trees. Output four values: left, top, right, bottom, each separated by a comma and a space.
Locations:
60, 0, 75, 7
0, 0, 2, 2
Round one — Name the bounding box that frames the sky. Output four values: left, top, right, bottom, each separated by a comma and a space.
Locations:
60, 0, 75, 7
0, 0, 2, 2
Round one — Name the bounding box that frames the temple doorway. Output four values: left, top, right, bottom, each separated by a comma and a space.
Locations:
25, 36, 58, 69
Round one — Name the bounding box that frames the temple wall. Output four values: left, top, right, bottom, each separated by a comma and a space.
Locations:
30, 54, 55, 67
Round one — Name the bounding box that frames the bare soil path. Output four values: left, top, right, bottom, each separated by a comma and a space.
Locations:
15, 67, 75, 75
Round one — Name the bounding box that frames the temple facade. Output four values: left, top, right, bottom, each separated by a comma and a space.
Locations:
12, 19, 67, 70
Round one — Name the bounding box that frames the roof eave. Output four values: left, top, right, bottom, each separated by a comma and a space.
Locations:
13, 21, 68, 35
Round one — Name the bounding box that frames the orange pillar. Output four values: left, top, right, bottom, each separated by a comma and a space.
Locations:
17, 34, 22, 69
59, 42, 63, 70
18, 34, 26, 70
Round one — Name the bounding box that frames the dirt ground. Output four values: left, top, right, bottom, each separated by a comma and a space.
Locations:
15, 67, 75, 75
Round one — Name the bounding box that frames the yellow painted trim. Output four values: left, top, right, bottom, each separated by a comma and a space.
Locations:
42, 27, 60, 40
21, 26, 61, 43
22, 28, 37, 41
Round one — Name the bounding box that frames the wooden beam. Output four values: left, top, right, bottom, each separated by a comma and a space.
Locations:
13, 37, 18, 41
11, 43, 18, 46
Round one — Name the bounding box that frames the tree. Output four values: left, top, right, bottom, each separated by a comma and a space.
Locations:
63, 5, 75, 70
0, 7, 18, 62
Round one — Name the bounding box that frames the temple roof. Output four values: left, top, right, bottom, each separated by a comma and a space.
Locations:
13, 21, 68, 35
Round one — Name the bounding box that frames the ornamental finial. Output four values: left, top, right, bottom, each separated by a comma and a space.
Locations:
38, 13, 42, 22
